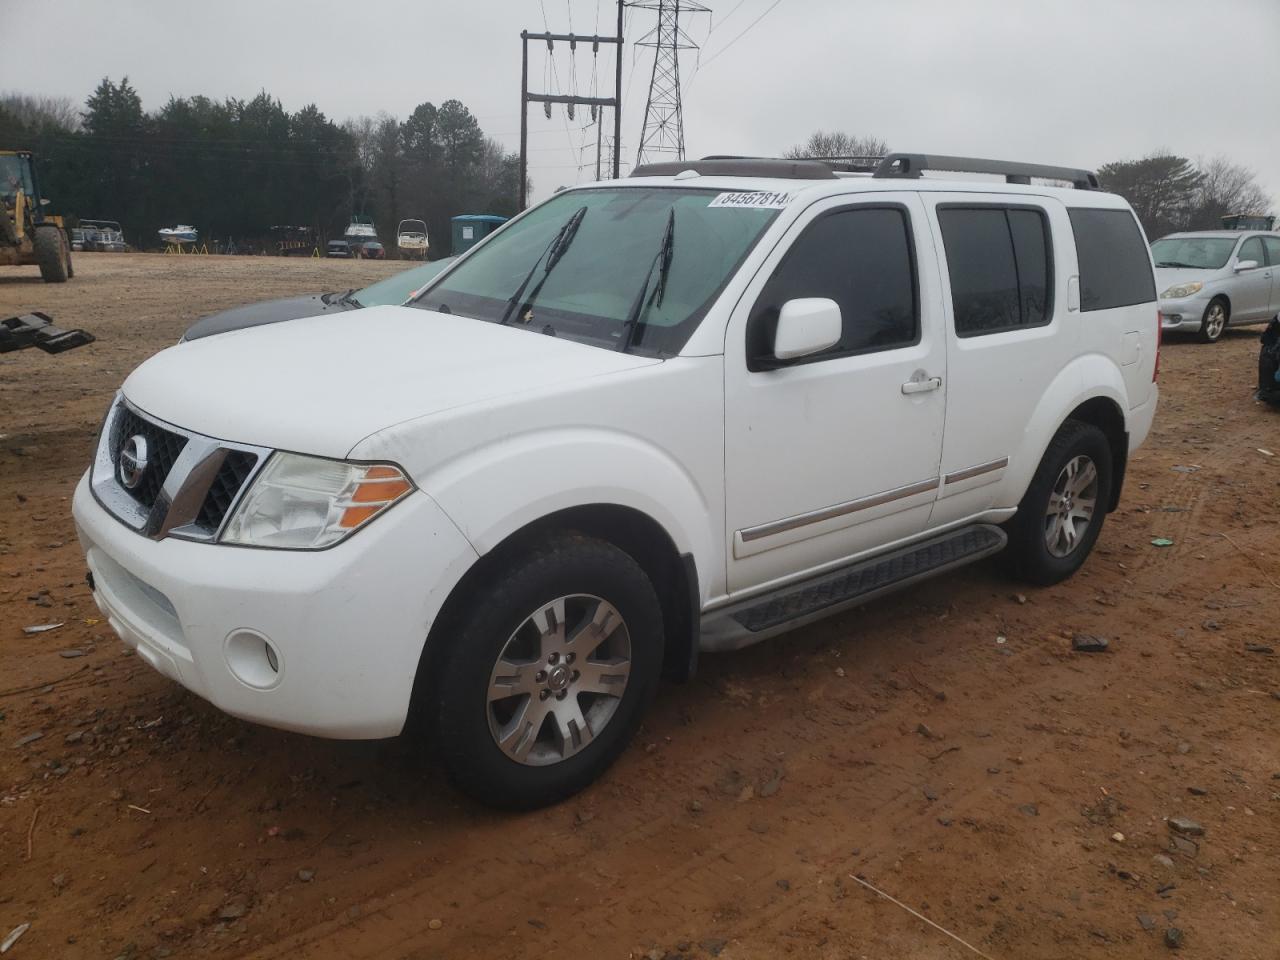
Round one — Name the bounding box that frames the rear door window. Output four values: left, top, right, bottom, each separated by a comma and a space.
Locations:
1067, 208, 1156, 311
937, 206, 1053, 336
1262, 237, 1280, 267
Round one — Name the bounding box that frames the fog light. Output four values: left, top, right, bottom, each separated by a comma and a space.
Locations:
225, 629, 283, 690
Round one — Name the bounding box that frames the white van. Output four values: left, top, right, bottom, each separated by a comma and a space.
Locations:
74, 154, 1160, 807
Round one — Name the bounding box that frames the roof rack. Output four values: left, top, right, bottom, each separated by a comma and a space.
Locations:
630, 157, 837, 180
872, 153, 1100, 190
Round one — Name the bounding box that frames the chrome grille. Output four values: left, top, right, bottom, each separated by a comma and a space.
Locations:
194, 450, 259, 532
107, 407, 188, 509
90, 396, 270, 542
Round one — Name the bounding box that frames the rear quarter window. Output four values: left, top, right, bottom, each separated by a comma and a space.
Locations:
1067, 208, 1156, 311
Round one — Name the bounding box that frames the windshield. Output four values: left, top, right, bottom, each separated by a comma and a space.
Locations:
411, 186, 781, 355
354, 258, 455, 306
1151, 237, 1236, 270
0, 155, 34, 199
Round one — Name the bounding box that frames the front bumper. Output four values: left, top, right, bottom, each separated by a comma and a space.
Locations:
73, 473, 477, 738
1159, 293, 1211, 332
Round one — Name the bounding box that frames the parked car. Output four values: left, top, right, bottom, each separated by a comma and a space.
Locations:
1154, 230, 1280, 342
326, 239, 351, 259
359, 240, 386, 260
181, 257, 455, 340
74, 154, 1159, 808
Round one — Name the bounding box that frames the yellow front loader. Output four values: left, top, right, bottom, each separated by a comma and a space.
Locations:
1, 149, 74, 282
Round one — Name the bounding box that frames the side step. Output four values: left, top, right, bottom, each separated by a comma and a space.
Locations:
700, 524, 1007, 652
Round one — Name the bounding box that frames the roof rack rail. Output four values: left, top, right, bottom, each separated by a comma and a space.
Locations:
873, 153, 1100, 190
631, 157, 836, 180
790, 154, 883, 174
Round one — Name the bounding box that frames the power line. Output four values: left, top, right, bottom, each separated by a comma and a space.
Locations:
697, 0, 785, 69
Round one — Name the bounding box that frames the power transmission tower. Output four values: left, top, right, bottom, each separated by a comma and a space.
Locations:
633, 0, 709, 167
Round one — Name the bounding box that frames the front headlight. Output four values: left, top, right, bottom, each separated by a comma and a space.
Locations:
221, 452, 413, 549
1160, 281, 1203, 300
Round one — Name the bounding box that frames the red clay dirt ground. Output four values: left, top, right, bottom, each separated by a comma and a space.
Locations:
2, 254, 1278, 960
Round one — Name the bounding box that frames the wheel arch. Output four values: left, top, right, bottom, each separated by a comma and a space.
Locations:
411, 502, 700, 726
1062, 395, 1128, 511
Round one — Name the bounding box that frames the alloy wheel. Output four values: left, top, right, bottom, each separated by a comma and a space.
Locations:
1205, 302, 1226, 340
1044, 455, 1098, 558
486, 594, 632, 766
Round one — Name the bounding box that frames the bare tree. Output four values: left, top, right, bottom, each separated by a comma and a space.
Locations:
1189, 155, 1273, 230
784, 130, 889, 160
0, 92, 81, 131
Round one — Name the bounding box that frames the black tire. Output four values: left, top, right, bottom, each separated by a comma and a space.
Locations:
34, 226, 68, 283
1197, 297, 1228, 343
430, 535, 663, 809
1003, 420, 1113, 586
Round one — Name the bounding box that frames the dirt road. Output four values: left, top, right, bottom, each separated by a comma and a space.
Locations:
2, 254, 1277, 959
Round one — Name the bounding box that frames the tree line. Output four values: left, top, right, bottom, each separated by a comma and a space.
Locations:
788, 130, 1275, 239
0, 79, 524, 254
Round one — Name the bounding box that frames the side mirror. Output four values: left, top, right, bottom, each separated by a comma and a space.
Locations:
1235, 259, 1259, 272
773, 298, 842, 361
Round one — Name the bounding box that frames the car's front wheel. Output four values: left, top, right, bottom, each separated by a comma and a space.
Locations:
431, 536, 663, 808
1004, 420, 1113, 585
1198, 298, 1228, 343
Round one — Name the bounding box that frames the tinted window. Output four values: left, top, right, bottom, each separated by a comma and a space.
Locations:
1237, 237, 1265, 266
1068, 208, 1156, 311
748, 206, 917, 366
1263, 237, 1280, 267
938, 206, 1052, 336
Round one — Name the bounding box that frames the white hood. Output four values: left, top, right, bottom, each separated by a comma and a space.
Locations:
122, 305, 658, 459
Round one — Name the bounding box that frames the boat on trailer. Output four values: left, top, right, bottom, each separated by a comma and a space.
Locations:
397, 219, 429, 260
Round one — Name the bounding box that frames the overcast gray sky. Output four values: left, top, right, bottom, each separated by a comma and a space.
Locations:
12, 0, 1280, 207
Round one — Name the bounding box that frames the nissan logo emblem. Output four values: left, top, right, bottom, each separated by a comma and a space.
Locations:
118, 434, 149, 490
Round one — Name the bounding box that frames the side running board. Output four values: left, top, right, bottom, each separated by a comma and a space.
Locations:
700, 524, 1007, 652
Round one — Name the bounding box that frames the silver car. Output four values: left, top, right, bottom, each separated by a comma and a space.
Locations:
1154, 231, 1280, 342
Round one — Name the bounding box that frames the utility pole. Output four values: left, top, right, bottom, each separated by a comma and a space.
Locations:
519, 1, 626, 210
633, 0, 708, 168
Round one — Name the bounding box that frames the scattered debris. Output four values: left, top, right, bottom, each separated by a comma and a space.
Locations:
1152, 854, 1175, 869
1111, 832, 1125, 843
848, 874, 996, 960
1151, 537, 1175, 547
922, 785, 939, 802
1244, 643, 1274, 655
1138, 914, 1156, 931
1187, 786, 1208, 796
58, 649, 85, 659
1, 923, 30, 954
21, 623, 62, 635
217, 895, 250, 921
1258, 448, 1275, 457
12, 731, 42, 748
1072, 634, 1110, 653
1018, 803, 1039, 817
428, 918, 443, 930
1167, 817, 1204, 837
24, 806, 39, 861
127, 804, 151, 815
297, 869, 315, 882
1170, 465, 1200, 473
687, 799, 703, 814
1165, 927, 1184, 949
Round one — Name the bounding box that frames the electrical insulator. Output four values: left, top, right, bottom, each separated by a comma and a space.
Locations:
544, 101, 552, 119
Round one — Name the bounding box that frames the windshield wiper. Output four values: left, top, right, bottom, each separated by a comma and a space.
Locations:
498, 206, 588, 326
1155, 261, 1198, 269
617, 208, 675, 353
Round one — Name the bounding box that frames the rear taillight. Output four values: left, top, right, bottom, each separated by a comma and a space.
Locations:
1154, 311, 1163, 381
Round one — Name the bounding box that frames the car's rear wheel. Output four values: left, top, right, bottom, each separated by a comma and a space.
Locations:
1004, 420, 1112, 585
431, 536, 663, 809
1198, 298, 1228, 343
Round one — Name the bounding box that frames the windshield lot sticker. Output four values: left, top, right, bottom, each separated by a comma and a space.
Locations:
709, 191, 795, 210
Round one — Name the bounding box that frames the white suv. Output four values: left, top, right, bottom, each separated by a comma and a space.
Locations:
74, 154, 1160, 807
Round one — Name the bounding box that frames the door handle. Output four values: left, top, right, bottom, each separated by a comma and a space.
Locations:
901, 376, 942, 395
